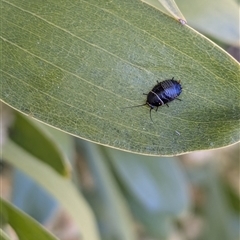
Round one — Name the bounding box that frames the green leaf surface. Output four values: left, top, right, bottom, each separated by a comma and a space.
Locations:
1, 0, 239, 156
177, 0, 239, 46
9, 111, 70, 176
156, 0, 186, 22
147, 0, 239, 46
108, 150, 189, 214
2, 140, 100, 240
201, 166, 237, 240
77, 140, 136, 240
107, 149, 189, 238
0, 198, 58, 240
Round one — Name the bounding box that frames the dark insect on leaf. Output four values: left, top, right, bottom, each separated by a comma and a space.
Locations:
125, 77, 182, 121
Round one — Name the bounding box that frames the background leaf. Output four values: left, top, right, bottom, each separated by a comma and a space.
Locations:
106, 148, 189, 238
0, 229, 12, 240
76, 140, 136, 240
1, 0, 239, 156
108, 150, 189, 214
2, 140, 100, 240
177, 0, 239, 46
200, 168, 236, 240
9, 112, 70, 176
0, 198, 58, 240
146, 0, 239, 46
150, 0, 186, 22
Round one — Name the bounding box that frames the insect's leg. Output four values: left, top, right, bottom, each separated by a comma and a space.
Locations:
176, 98, 182, 101
166, 103, 169, 107
172, 77, 174, 80
143, 93, 148, 95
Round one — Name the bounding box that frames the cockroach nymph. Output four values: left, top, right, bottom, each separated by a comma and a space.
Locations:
126, 77, 182, 121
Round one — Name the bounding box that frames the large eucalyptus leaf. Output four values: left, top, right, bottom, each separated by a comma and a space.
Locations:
1, 0, 239, 156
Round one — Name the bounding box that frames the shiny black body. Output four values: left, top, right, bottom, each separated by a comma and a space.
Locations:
145, 77, 182, 110
125, 77, 182, 121
144, 77, 182, 121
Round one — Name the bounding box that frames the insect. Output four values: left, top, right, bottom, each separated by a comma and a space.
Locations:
126, 77, 182, 121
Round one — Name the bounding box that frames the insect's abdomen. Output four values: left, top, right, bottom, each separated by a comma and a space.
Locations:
147, 79, 182, 107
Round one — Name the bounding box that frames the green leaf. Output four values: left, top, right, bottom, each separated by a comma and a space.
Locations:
176, 0, 239, 46
146, 0, 239, 46
0, 198, 58, 240
1, 0, 239, 156
77, 140, 136, 240
147, 0, 187, 23
9, 111, 70, 176
2, 140, 100, 240
0, 229, 12, 240
200, 166, 237, 240
109, 151, 189, 214
107, 149, 189, 238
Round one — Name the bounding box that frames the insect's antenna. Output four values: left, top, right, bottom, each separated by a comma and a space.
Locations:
123, 103, 147, 109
